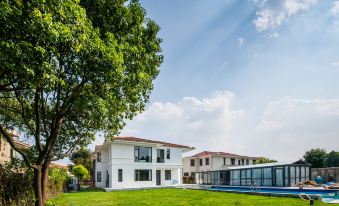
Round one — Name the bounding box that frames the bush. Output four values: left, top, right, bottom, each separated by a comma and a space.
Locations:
47, 168, 69, 199
0, 159, 34, 206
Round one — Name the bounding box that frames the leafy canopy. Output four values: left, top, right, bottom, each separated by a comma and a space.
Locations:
72, 164, 88, 180
0, 0, 162, 166
70, 148, 93, 172
303, 148, 327, 168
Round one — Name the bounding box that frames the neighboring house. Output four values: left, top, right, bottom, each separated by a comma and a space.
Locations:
93, 137, 194, 190
183, 151, 261, 177
0, 131, 29, 164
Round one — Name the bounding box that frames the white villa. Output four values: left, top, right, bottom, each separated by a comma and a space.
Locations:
93, 137, 194, 190
183, 151, 261, 177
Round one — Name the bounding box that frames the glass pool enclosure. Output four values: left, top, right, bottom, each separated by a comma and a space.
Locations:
195, 160, 311, 187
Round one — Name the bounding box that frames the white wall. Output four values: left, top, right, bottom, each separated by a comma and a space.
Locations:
95, 142, 185, 189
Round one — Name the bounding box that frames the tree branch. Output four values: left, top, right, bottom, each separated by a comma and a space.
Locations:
0, 124, 34, 169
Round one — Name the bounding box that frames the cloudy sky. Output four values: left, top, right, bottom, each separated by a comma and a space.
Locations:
90, 0, 339, 161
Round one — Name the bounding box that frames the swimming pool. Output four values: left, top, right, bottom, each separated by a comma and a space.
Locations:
209, 186, 339, 200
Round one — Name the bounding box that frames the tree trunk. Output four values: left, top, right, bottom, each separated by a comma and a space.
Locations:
33, 168, 43, 206
41, 165, 49, 204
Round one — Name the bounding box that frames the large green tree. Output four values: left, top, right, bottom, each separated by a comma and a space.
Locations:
325, 151, 339, 167
0, 0, 162, 205
70, 148, 93, 172
303, 148, 327, 168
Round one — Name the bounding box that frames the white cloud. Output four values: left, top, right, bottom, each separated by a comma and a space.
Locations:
121, 91, 244, 156
331, 1, 339, 16
238, 37, 245, 47
253, 0, 318, 31
332, 61, 339, 66
90, 92, 339, 161
268, 32, 279, 38
255, 96, 339, 160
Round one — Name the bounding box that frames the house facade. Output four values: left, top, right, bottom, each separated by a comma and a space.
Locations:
93, 137, 194, 189
0, 131, 29, 164
183, 151, 261, 177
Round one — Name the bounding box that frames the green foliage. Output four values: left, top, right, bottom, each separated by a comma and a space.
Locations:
70, 148, 93, 173
303, 148, 327, 168
0, 160, 34, 205
325, 151, 339, 167
255, 157, 277, 164
72, 164, 88, 180
48, 168, 69, 198
0, 0, 162, 204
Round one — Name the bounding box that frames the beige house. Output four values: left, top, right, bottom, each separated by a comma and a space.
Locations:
0, 131, 29, 164
183, 151, 261, 177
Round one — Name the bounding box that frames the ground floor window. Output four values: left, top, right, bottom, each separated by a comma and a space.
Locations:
135, 169, 152, 181
165, 170, 171, 180
184, 172, 189, 176
97, 171, 102, 182
118, 169, 123, 182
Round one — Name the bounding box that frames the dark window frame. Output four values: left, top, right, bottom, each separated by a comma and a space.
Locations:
97, 171, 102, 182
157, 149, 165, 163
184, 172, 189, 176
205, 158, 209, 165
165, 170, 171, 180
231, 158, 235, 165
190, 159, 195, 166
118, 169, 123, 182
166, 149, 170, 159
135, 169, 152, 181
97, 152, 101, 162
134, 146, 152, 163
199, 159, 203, 166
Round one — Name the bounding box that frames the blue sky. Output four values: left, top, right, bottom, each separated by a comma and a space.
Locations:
88, 0, 339, 161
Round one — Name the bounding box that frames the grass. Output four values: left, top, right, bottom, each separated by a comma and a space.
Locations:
49, 188, 327, 206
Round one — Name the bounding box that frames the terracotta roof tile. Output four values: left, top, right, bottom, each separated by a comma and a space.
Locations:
191, 151, 260, 159
113, 137, 194, 149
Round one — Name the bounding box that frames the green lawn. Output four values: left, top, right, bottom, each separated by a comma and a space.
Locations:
49, 188, 327, 206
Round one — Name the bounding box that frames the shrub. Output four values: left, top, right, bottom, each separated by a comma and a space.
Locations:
0, 159, 34, 206
47, 168, 69, 199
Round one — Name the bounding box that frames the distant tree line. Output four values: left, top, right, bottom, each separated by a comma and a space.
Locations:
303, 148, 339, 168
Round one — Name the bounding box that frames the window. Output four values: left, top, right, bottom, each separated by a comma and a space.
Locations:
118, 169, 123, 182
134, 146, 152, 163
241, 159, 244, 165
238, 160, 241, 165
97, 171, 102, 182
223, 158, 226, 165
184, 172, 189, 176
199, 159, 203, 166
190, 159, 195, 166
231, 159, 235, 165
10, 148, 14, 158
157, 149, 164, 163
246, 159, 249, 165
191, 172, 195, 177
165, 170, 171, 180
97, 152, 101, 162
135, 170, 152, 181
166, 149, 170, 159
205, 158, 209, 165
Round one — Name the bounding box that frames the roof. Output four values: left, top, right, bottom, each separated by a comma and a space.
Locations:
13, 140, 29, 149
190, 151, 260, 159
110, 136, 195, 149
49, 162, 68, 170
226, 159, 310, 170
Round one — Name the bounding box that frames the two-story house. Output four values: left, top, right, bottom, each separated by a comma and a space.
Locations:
183, 151, 261, 177
93, 137, 194, 190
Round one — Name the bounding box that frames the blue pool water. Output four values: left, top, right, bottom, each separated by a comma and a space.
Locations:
210, 186, 339, 197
